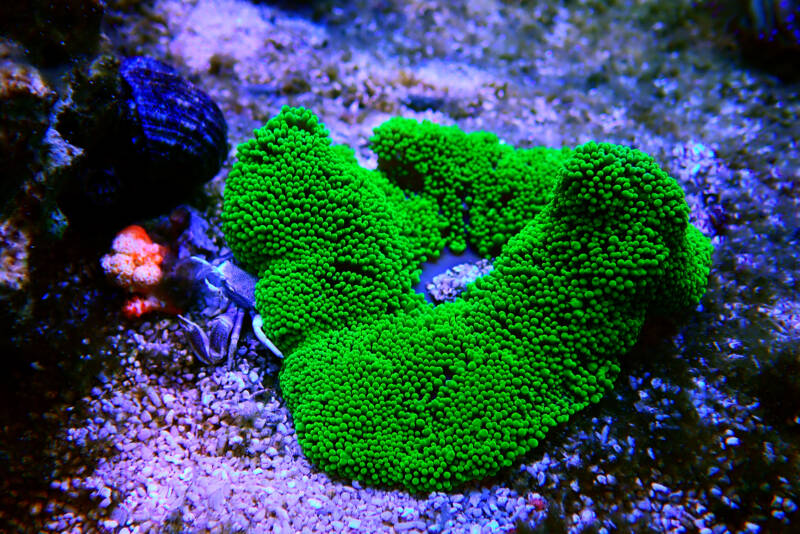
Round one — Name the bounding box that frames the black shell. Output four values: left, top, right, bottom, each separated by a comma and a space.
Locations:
55, 55, 230, 232
120, 56, 228, 188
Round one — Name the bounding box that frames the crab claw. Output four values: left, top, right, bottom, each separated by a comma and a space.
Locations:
179, 255, 225, 291
252, 314, 284, 359
178, 314, 211, 363
178, 314, 229, 365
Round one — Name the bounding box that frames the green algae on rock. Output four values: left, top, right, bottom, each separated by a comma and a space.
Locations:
222, 106, 712, 492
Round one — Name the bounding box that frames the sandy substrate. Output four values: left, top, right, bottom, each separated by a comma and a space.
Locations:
3, 0, 799, 532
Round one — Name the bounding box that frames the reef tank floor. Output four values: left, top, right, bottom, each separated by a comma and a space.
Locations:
0, 0, 798, 533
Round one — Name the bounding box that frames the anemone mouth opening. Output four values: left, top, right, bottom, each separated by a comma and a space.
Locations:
413, 244, 489, 304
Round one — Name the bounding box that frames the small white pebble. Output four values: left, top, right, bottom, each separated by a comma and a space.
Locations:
145, 387, 161, 407
162, 393, 176, 407
652, 483, 668, 493
307, 497, 323, 509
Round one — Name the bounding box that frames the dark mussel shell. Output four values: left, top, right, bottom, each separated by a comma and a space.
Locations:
119, 56, 228, 191
56, 56, 228, 232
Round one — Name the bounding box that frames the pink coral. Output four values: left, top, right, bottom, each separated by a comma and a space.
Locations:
101, 225, 176, 318
123, 294, 178, 319
101, 225, 166, 292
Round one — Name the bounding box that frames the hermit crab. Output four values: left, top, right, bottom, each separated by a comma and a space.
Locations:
178, 255, 283, 366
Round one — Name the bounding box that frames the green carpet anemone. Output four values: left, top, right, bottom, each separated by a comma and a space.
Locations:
221, 106, 712, 492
